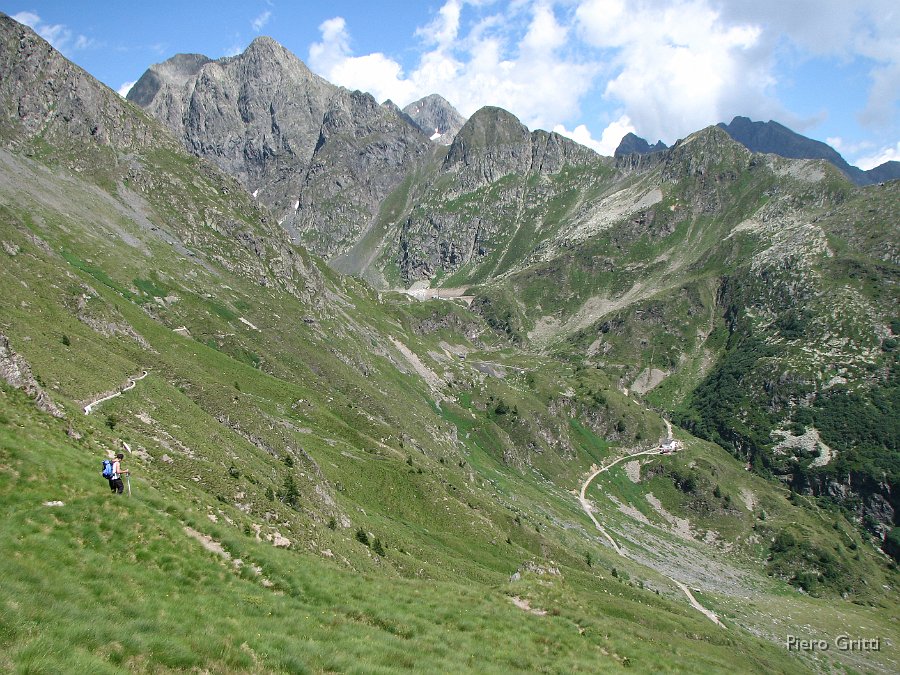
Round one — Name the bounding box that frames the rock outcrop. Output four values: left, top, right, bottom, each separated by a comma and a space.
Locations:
614, 132, 667, 157
128, 37, 435, 261
0, 12, 164, 156
128, 36, 337, 195
403, 94, 466, 146
0, 335, 65, 418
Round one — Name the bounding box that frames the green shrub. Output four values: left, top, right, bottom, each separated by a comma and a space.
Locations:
355, 528, 370, 547
884, 528, 900, 562
281, 475, 299, 508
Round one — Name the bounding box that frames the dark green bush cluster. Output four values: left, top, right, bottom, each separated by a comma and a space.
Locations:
766, 528, 855, 595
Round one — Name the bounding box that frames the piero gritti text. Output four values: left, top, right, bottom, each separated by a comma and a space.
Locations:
786, 635, 882, 652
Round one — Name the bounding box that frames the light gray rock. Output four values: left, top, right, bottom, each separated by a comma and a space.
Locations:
403, 94, 466, 146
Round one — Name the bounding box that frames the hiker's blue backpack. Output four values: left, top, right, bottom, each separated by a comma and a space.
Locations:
101, 459, 114, 479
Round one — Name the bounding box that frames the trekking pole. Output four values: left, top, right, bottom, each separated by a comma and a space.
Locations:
126, 473, 132, 498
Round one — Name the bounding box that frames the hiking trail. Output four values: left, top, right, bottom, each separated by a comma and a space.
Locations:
83, 370, 149, 414
578, 425, 724, 627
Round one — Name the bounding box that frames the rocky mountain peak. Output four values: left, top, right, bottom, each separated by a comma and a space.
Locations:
402, 94, 466, 145
0, 12, 165, 155
444, 106, 531, 177
126, 53, 211, 107
718, 115, 870, 185
232, 35, 317, 79
660, 125, 753, 183
127, 35, 339, 193
614, 132, 668, 157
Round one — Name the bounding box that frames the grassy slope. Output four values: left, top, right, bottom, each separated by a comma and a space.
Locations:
0, 224, 814, 673
0, 66, 895, 673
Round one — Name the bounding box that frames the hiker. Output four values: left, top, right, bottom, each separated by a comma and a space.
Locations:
109, 452, 129, 495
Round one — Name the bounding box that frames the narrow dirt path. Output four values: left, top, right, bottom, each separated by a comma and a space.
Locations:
578, 449, 662, 554
83, 370, 149, 415
579, 443, 724, 627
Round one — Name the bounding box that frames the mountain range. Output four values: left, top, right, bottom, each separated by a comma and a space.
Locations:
2, 13, 898, 673
616, 116, 900, 187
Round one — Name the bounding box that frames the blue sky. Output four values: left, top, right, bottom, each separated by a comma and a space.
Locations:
4, 1, 898, 168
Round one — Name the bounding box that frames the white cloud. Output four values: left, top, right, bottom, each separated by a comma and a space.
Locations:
309, 2, 599, 132
826, 136, 873, 157
11, 11, 93, 53
416, 0, 462, 48
74, 35, 95, 50
858, 63, 900, 130
575, 0, 776, 143
12, 11, 40, 29
554, 115, 635, 156
304, 0, 897, 156
853, 141, 900, 171
714, 0, 900, 134
252, 10, 272, 32
309, 17, 418, 103
117, 81, 136, 98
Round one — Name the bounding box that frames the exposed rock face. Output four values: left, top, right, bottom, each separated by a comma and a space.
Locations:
1, 15, 328, 311
281, 89, 434, 258
718, 116, 867, 185
793, 471, 896, 541
443, 106, 533, 189
0, 335, 65, 418
399, 107, 599, 281
443, 106, 596, 193
126, 53, 211, 107
0, 12, 163, 155
402, 94, 466, 145
614, 132, 667, 157
128, 36, 434, 261
128, 36, 337, 195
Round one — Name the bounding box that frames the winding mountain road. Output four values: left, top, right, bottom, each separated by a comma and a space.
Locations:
578, 425, 724, 627
83, 370, 149, 415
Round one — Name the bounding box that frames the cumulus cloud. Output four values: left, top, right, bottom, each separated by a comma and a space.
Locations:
252, 10, 272, 32
117, 80, 136, 98
554, 115, 636, 155
309, 17, 418, 103
12, 11, 93, 53
714, 0, 900, 135
309, 1, 598, 132
305, 0, 896, 158
858, 63, 900, 131
853, 142, 900, 171
575, 0, 778, 143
